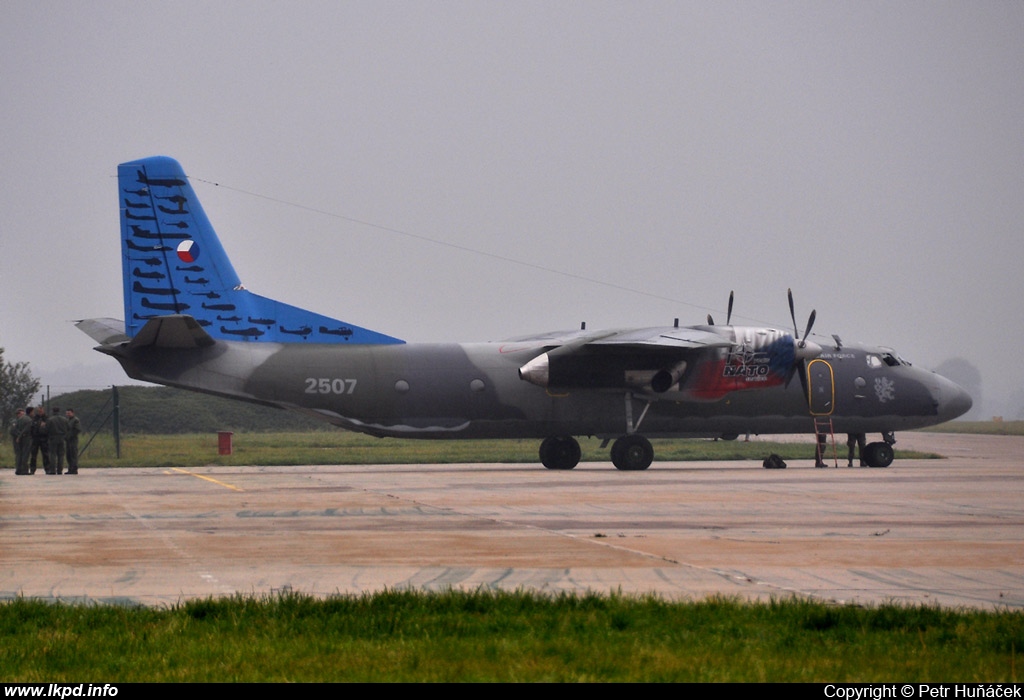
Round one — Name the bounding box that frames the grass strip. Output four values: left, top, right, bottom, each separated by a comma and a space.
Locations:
22, 432, 938, 468
0, 590, 1020, 682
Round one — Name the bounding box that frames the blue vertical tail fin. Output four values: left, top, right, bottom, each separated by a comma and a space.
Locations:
118, 156, 403, 344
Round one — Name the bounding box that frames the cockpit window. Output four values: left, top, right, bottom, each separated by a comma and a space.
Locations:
868, 351, 911, 368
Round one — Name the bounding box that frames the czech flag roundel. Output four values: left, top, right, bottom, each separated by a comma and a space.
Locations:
177, 240, 200, 263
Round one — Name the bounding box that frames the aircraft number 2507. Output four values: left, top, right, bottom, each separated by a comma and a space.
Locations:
304, 378, 357, 395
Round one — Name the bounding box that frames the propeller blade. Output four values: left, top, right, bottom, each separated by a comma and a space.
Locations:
797, 358, 810, 406
784, 365, 796, 389
784, 357, 812, 408
707, 314, 715, 325
787, 288, 798, 340
726, 290, 734, 326
801, 309, 817, 348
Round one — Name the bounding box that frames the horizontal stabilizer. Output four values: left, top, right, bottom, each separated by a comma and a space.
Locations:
74, 318, 129, 346
128, 315, 216, 350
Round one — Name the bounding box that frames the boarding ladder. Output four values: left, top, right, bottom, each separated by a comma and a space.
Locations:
813, 416, 839, 468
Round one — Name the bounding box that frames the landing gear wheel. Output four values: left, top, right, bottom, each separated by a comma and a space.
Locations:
539, 436, 581, 470
610, 434, 654, 471
863, 442, 894, 468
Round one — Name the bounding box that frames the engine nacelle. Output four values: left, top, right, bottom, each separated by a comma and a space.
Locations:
520, 352, 687, 394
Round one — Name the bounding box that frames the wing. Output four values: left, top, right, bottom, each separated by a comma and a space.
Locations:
589, 326, 733, 349
507, 326, 732, 350
516, 325, 803, 400
517, 326, 735, 395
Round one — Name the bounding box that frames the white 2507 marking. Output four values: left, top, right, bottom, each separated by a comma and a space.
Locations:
304, 378, 357, 395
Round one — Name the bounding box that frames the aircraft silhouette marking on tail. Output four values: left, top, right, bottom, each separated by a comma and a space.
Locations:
116, 156, 403, 345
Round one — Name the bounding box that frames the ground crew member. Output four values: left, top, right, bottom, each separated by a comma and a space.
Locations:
8, 409, 20, 458
9, 409, 25, 472
815, 431, 829, 468
65, 409, 81, 474
12, 408, 33, 475
47, 407, 69, 475
30, 406, 49, 474
847, 433, 866, 467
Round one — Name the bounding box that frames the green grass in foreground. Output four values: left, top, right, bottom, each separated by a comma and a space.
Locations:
3, 431, 937, 468
920, 420, 1024, 436
0, 591, 1020, 682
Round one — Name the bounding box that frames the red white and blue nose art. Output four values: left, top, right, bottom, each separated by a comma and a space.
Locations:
177, 239, 200, 263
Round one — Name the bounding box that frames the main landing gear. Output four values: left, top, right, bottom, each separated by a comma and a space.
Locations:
610, 434, 654, 471
539, 435, 582, 470
540, 392, 657, 471
538, 434, 655, 471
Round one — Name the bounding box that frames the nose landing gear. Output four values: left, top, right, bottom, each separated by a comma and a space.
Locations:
863, 441, 894, 468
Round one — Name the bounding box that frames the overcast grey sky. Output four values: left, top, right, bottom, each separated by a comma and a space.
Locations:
1, 1, 1022, 416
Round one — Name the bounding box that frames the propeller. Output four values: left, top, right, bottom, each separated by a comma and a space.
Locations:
787, 288, 816, 346
707, 290, 735, 326
785, 289, 821, 406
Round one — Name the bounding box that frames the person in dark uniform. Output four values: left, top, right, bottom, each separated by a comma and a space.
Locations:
12, 408, 33, 475
47, 407, 69, 476
30, 406, 50, 474
847, 433, 866, 467
9, 409, 21, 458
815, 432, 829, 468
65, 408, 81, 474
9, 409, 25, 473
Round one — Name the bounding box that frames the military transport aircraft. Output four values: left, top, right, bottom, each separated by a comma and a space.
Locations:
77, 156, 973, 470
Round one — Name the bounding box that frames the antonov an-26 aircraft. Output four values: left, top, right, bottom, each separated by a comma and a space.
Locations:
77, 156, 973, 470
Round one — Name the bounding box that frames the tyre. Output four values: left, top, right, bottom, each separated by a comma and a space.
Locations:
610, 434, 654, 471
864, 441, 894, 468
539, 435, 581, 470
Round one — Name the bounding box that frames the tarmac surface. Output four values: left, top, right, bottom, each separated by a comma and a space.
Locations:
1, 432, 1021, 608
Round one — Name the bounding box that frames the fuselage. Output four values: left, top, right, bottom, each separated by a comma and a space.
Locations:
101, 329, 972, 441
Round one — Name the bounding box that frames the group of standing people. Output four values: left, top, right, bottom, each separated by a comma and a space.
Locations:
815, 431, 867, 468
9, 406, 80, 475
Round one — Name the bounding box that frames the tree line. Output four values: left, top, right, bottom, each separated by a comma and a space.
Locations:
50, 386, 327, 435
0, 348, 40, 431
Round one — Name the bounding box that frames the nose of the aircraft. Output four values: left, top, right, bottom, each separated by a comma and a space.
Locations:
933, 373, 973, 422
